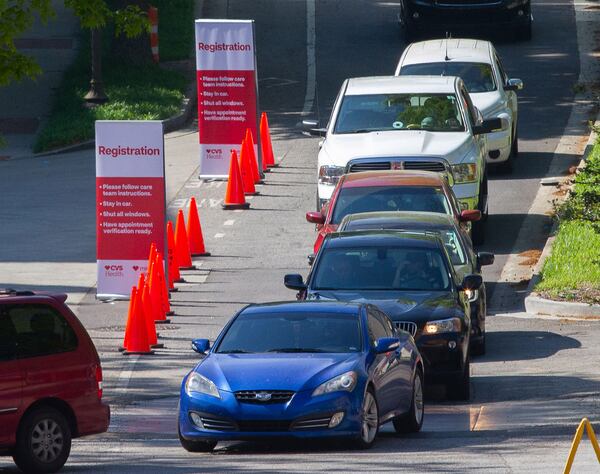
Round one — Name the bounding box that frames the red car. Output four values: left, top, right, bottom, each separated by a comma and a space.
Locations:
306, 171, 480, 254
0, 289, 110, 473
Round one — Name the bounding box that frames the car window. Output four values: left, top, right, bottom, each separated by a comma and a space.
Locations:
367, 310, 389, 345
460, 87, 478, 129
400, 62, 496, 93
0, 310, 17, 361
334, 93, 464, 133
331, 186, 451, 224
495, 54, 508, 85
439, 230, 467, 265
7, 304, 78, 359
216, 311, 362, 353
373, 309, 395, 337
312, 246, 451, 291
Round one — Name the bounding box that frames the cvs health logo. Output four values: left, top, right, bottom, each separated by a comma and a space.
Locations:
206, 149, 223, 159
104, 264, 124, 277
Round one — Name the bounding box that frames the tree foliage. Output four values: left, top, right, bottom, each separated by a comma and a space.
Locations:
0, 0, 149, 87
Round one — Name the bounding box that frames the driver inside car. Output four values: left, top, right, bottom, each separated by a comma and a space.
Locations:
393, 251, 441, 289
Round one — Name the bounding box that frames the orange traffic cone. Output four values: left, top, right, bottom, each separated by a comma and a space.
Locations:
155, 252, 174, 316
167, 220, 184, 285
120, 286, 137, 352
239, 139, 258, 195
260, 112, 277, 169
223, 150, 250, 210
147, 242, 157, 275
149, 256, 170, 324
140, 279, 162, 348
175, 209, 195, 270
244, 128, 262, 183
187, 197, 210, 257
122, 285, 153, 355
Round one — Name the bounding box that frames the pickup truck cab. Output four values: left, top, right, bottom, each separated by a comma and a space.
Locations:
304, 75, 507, 244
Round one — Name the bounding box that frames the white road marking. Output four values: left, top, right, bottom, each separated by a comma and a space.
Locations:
302, 0, 316, 116
214, 233, 225, 239
115, 356, 140, 393
223, 220, 235, 226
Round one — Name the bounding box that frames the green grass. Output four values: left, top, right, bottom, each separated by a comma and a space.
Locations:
536, 221, 600, 302
34, 0, 193, 152
535, 137, 600, 303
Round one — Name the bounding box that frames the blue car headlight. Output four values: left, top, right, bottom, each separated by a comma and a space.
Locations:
312, 371, 357, 397
185, 372, 220, 399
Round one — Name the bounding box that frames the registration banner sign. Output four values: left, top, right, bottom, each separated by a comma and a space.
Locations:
96, 121, 166, 299
195, 19, 259, 178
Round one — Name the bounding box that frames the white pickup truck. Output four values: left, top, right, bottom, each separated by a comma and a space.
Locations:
303, 75, 508, 244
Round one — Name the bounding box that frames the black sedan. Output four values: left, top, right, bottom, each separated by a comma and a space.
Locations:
338, 211, 494, 356
285, 231, 482, 400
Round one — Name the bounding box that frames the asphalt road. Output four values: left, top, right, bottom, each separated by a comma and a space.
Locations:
1, 0, 599, 472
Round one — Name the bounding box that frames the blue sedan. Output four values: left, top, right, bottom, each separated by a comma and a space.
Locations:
178, 301, 424, 451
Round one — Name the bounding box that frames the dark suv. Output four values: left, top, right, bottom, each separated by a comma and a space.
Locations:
0, 289, 110, 473
400, 0, 532, 41
284, 231, 482, 400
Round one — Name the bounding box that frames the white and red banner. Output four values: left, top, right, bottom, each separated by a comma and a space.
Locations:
96, 121, 166, 299
195, 19, 259, 178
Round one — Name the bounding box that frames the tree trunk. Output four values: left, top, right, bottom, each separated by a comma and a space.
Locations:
110, 0, 153, 65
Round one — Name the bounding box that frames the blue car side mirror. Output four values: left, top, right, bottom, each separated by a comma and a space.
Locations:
375, 337, 400, 354
191, 338, 210, 354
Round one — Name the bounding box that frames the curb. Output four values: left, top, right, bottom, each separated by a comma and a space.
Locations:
524, 115, 600, 318
10, 72, 198, 161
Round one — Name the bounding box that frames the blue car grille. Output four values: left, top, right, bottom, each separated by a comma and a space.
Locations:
235, 390, 295, 404
237, 420, 292, 432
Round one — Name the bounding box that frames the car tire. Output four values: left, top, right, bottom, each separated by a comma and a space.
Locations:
178, 428, 217, 453
471, 333, 486, 356
13, 407, 72, 474
393, 368, 424, 434
351, 388, 379, 449
471, 177, 488, 245
447, 355, 471, 401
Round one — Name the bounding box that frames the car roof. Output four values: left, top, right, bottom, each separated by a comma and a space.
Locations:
0, 288, 68, 304
341, 211, 456, 230
345, 75, 458, 95
401, 39, 492, 65
242, 301, 364, 315
341, 170, 447, 188
324, 230, 442, 249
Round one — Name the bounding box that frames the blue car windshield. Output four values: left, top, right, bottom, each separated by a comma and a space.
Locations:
331, 186, 451, 224
216, 311, 362, 354
312, 246, 451, 291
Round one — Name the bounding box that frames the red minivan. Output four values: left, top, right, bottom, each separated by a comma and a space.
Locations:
0, 289, 110, 473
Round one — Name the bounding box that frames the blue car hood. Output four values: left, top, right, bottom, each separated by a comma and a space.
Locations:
196, 353, 358, 392
310, 290, 459, 324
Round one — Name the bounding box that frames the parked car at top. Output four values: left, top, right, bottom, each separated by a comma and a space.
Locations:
178, 301, 424, 451
303, 75, 508, 244
285, 231, 482, 400
0, 289, 110, 474
338, 211, 494, 355
306, 170, 481, 255
395, 38, 523, 172
398, 0, 532, 42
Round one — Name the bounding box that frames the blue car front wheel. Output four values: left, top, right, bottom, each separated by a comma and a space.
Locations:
178, 427, 217, 453
351, 388, 379, 449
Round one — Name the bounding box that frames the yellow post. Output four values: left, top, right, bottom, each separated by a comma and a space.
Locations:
563, 418, 600, 474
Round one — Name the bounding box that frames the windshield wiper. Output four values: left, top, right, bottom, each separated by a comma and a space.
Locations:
267, 348, 327, 353
219, 349, 251, 354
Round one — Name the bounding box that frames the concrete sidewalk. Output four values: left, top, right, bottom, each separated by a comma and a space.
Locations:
0, 1, 80, 159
